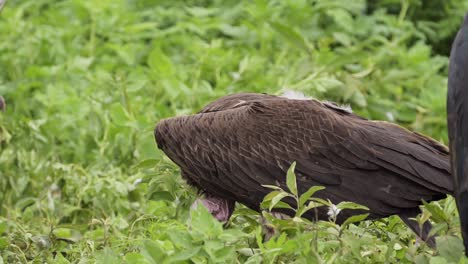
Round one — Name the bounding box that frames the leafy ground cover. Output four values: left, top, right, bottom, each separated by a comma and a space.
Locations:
1, 0, 468, 263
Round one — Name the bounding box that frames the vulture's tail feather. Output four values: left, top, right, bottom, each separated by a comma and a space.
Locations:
399, 209, 436, 248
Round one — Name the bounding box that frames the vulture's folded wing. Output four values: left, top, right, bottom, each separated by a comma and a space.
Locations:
155, 95, 452, 218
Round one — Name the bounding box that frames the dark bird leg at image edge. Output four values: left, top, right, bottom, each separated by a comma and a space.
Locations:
447, 13, 468, 257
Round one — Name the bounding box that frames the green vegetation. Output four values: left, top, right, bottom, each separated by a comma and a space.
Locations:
0, 0, 467, 263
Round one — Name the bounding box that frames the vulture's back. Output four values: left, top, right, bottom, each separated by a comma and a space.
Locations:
156, 93, 452, 223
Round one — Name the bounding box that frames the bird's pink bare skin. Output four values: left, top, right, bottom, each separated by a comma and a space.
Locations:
191, 195, 235, 223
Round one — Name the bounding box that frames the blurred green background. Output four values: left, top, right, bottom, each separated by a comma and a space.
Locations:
1, 0, 467, 263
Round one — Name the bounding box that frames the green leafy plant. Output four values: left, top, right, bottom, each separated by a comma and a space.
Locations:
0, 0, 466, 262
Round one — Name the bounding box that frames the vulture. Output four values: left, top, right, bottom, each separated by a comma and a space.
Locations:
155, 92, 453, 246
447, 13, 468, 256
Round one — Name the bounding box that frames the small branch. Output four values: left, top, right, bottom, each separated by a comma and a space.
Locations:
0, 96, 5, 112
0, 0, 6, 13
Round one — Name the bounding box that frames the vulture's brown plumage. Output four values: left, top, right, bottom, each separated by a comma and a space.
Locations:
155, 93, 453, 245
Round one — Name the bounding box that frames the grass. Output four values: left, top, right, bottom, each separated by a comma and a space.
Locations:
1, 0, 468, 263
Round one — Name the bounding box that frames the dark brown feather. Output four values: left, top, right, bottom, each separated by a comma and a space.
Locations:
155, 93, 452, 234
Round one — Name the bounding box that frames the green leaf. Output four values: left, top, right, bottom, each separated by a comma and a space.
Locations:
168, 230, 192, 249
269, 22, 310, 55
190, 202, 223, 238
204, 240, 235, 261
297, 200, 325, 217
299, 186, 325, 207
414, 254, 429, 264
132, 159, 159, 170
52, 227, 81, 243
54, 253, 72, 264
147, 46, 174, 76
436, 235, 464, 263
342, 213, 369, 226
263, 190, 282, 202
109, 103, 130, 126
186, 6, 218, 17
219, 228, 247, 242
167, 246, 202, 262
336, 201, 369, 211
428, 256, 449, 264
326, 8, 354, 32
352, 91, 367, 108
96, 247, 120, 264
273, 201, 294, 210
0, 220, 6, 234
270, 192, 290, 211
429, 222, 448, 237
0, 238, 8, 250
262, 184, 283, 191
124, 253, 150, 264
311, 197, 331, 206
149, 191, 174, 202
422, 200, 448, 222
261, 190, 283, 209
141, 241, 166, 263
255, 226, 265, 251
286, 161, 298, 196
